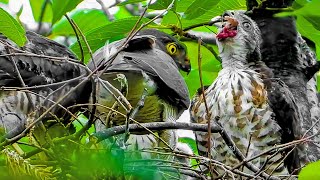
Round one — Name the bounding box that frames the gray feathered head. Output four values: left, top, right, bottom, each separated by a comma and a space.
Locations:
213, 11, 261, 64
138, 29, 191, 73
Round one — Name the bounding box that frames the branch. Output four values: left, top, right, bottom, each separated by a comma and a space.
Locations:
92, 122, 221, 142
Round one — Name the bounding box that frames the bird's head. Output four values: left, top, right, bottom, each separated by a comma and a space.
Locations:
213, 11, 261, 63
138, 29, 191, 73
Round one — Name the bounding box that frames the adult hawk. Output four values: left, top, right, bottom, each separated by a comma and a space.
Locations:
88, 29, 191, 178
0, 31, 90, 140
190, 11, 303, 177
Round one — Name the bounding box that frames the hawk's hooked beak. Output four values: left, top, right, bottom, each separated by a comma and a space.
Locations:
182, 56, 191, 75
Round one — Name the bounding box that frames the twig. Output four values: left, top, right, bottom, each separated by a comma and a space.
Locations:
36, 0, 50, 34
93, 122, 221, 142
216, 122, 280, 180
65, 14, 84, 63
197, 38, 214, 178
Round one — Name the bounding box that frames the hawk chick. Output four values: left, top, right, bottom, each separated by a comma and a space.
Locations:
190, 11, 301, 177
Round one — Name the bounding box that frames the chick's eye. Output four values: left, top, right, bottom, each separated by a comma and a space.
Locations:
166, 43, 178, 55
242, 22, 251, 29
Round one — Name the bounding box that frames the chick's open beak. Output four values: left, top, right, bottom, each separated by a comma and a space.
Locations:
215, 16, 239, 41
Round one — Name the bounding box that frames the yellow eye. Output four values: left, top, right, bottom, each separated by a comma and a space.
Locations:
166, 43, 178, 55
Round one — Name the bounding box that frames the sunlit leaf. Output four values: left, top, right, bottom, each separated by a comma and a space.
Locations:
180, 0, 246, 28
178, 137, 197, 154
296, 16, 320, 59
52, 9, 110, 36
276, 0, 320, 31
0, 0, 9, 4
51, 0, 83, 24
29, 0, 52, 22
149, 0, 174, 10
176, 0, 194, 12
185, 0, 220, 20
0, 8, 26, 47
118, 0, 147, 6
182, 42, 220, 96
114, 6, 133, 19
299, 161, 320, 180
70, 17, 151, 62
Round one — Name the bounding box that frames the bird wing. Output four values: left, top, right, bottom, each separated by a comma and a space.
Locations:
88, 35, 190, 111
266, 78, 306, 171
0, 31, 86, 87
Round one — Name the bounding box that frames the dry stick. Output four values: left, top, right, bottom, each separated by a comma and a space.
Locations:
103, 0, 174, 71
196, 38, 214, 178
254, 150, 281, 178
4, 44, 35, 111
24, 90, 88, 136
182, 32, 221, 62
266, 118, 320, 179
36, 0, 50, 34
144, 149, 255, 179
215, 136, 316, 180
0, 39, 84, 64
66, 14, 96, 70
67, 103, 173, 149
93, 122, 221, 142
98, 78, 131, 113
2, 75, 86, 91
66, 15, 136, 114
215, 122, 280, 180
96, 0, 153, 72
0, 76, 91, 150
3, 43, 52, 152
0, 52, 81, 64
65, 15, 84, 63
0, 30, 96, 149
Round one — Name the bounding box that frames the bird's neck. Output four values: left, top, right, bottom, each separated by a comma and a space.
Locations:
219, 47, 249, 69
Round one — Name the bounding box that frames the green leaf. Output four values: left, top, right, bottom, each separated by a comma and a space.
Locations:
161, 10, 180, 27
292, 0, 308, 10
184, 0, 220, 20
0, 8, 26, 47
149, 0, 174, 10
178, 137, 198, 166
118, 0, 147, 6
296, 16, 320, 58
114, 6, 133, 19
52, 9, 110, 36
182, 42, 220, 96
276, 0, 320, 30
29, 0, 53, 22
299, 161, 320, 180
176, 0, 195, 12
51, 0, 83, 24
180, 0, 246, 28
0, 0, 9, 4
178, 137, 197, 154
304, 15, 320, 31
70, 17, 151, 61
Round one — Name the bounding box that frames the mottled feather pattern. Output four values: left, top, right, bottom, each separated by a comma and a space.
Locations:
191, 67, 284, 175
191, 11, 292, 177
296, 34, 320, 162
0, 31, 91, 138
